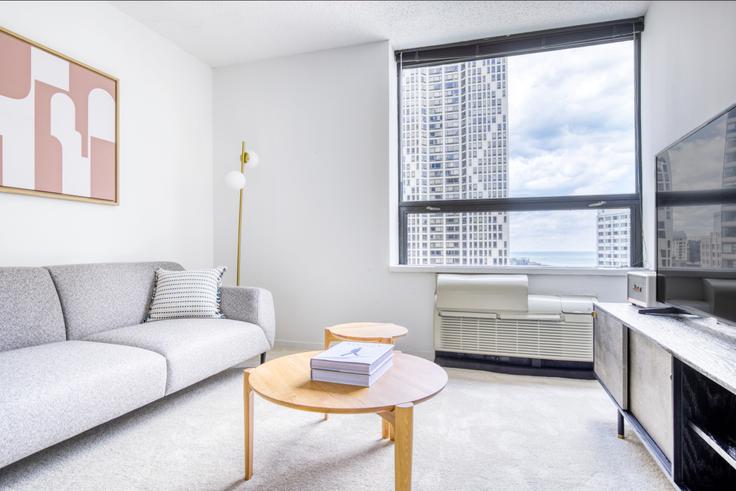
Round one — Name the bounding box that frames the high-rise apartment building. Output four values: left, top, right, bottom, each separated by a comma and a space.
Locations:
400, 59, 509, 265
670, 231, 690, 267
701, 212, 722, 268
721, 109, 736, 268
596, 209, 630, 267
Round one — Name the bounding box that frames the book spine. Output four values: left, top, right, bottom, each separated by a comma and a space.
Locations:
311, 370, 370, 387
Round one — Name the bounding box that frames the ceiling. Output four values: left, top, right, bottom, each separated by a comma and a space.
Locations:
112, 1, 649, 67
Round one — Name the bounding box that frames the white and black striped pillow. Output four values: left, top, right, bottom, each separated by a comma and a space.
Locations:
147, 267, 226, 321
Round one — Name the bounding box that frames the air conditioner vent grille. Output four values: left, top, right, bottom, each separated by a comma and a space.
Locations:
438, 315, 592, 361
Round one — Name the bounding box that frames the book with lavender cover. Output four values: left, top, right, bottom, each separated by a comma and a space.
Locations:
310, 342, 394, 375
311, 357, 393, 387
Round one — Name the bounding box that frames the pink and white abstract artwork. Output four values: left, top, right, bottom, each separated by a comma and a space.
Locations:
0, 27, 118, 203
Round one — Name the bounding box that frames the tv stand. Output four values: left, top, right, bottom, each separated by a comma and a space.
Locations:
638, 306, 691, 316
594, 303, 736, 489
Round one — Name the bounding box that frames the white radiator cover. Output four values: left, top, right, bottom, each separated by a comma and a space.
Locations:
436, 313, 593, 362
434, 274, 595, 362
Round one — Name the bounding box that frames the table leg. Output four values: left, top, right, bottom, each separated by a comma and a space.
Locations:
243, 369, 254, 480
379, 337, 396, 439
394, 403, 414, 491
323, 330, 333, 421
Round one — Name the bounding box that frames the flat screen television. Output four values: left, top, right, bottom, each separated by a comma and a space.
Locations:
655, 103, 736, 325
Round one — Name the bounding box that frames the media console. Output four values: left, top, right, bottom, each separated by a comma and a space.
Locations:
594, 303, 736, 490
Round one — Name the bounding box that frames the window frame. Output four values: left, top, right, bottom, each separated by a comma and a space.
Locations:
396, 18, 645, 268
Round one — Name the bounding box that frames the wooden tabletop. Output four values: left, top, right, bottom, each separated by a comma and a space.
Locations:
248, 351, 447, 414
326, 322, 408, 341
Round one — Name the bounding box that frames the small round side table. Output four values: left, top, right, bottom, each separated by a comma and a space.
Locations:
323, 322, 408, 348
322, 322, 409, 426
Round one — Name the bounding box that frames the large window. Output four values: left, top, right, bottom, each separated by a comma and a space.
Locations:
397, 19, 643, 268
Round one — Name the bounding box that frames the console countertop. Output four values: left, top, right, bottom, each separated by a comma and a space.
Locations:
596, 302, 736, 394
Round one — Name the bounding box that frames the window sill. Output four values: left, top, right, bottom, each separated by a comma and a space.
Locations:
389, 264, 643, 276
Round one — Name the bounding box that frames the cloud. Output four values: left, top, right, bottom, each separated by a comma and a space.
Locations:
664, 114, 726, 190
509, 210, 598, 252
508, 42, 635, 197
672, 205, 721, 238
504, 42, 635, 255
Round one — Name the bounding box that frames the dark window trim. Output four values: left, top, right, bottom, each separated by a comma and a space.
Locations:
396, 17, 644, 68
400, 194, 640, 213
396, 19, 644, 268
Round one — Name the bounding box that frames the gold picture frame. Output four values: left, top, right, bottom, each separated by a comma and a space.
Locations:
0, 25, 119, 205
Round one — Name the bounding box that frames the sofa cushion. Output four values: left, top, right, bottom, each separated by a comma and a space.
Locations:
45, 261, 183, 339
86, 319, 270, 394
147, 267, 226, 321
0, 267, 66, 352
0, 340, 166, 468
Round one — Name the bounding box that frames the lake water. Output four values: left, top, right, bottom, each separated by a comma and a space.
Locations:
511, 251, 597, 267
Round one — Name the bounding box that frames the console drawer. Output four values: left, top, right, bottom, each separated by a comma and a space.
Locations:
629, 330, 674, 462
593, 307, 628, 409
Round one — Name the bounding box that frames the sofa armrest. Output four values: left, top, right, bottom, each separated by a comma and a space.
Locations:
220, 286, 275, 348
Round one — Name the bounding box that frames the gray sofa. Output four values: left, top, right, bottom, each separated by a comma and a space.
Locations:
0, 261, 275, 469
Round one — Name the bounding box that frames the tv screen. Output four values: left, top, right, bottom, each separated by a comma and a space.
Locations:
656, 103, 736, 324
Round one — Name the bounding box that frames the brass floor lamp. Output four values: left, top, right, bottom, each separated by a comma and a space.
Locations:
225, 141, 259, 286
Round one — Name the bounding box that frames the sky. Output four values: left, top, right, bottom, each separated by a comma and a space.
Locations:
665, 114, 726, 191
507, 41, 635, 252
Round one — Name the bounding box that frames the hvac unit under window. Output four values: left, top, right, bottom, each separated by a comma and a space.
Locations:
434, 274, 595, 370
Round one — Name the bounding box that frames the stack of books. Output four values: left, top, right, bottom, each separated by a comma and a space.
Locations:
310, 341, 394, 387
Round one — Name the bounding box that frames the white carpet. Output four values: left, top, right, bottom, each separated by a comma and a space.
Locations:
0, 350, 671, 490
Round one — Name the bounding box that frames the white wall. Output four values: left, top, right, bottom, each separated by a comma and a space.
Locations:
0, 1, 213, 268
214, 41, 627, 358
641, 1, 736, 267
214, 42, 435, 357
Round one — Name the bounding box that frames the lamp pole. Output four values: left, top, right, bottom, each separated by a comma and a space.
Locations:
236, 141, 249, 287
226, 140, 258, 287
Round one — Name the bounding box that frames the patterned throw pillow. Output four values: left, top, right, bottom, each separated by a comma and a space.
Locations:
147, 267, 226, 321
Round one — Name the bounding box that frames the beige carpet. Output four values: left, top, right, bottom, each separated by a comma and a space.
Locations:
0, 350, 671, 490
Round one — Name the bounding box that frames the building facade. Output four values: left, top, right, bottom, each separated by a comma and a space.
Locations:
401, 59, 509, 265
596, 209, 631, 267
700, 212, 722, 268
656, 153, 674, 268
722, 108, 736, 269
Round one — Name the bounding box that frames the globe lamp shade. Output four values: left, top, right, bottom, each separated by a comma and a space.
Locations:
246, 150, 260, 168
225, 170, 246, 190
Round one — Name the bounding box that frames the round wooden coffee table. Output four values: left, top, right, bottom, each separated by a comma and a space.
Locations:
243, 351, 447, 490
323, 322, 408, 348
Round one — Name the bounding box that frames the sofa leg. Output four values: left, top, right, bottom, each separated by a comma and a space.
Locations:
260, 352, 266, 365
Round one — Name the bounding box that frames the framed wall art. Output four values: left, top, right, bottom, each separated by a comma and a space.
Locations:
0, 26, 118, 204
